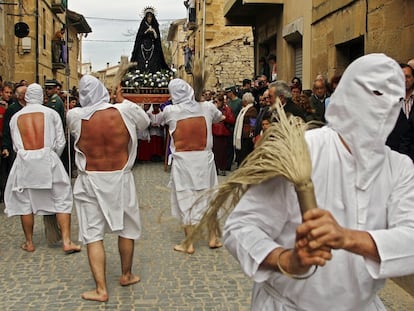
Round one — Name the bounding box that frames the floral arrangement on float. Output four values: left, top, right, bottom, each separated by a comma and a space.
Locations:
121, 69, 174, 94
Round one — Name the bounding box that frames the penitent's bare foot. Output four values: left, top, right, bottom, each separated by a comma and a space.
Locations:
174, 243, 195, 254
119, 274, 140, 286
63, 242, 81, 254
208, 239, 223, 249
21, 242, 35, 252
81, 290, 108, 302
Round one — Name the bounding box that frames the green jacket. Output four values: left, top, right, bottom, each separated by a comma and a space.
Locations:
2, 101, 24, 151
228, 97, 242, 118
45, 93, 65, 128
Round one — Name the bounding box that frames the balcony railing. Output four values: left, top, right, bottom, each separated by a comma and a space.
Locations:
52, 62, 66, 70
51, 0, 66, 14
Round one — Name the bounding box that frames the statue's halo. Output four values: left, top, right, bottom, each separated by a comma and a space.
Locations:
141, 6, 157, 18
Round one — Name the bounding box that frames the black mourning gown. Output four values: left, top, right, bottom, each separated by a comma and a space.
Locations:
130, 19, 170, 73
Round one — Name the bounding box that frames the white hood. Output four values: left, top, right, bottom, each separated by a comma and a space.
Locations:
78, 74, 111, 120
168, 78, 199, 112
325, 53, 405, 190
25, 83, 43, 105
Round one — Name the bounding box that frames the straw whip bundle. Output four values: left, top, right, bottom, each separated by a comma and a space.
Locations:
192, 58, 208, 102
44, 215, 62, 245
111, 55, 137, 100
183, 100, 317, 246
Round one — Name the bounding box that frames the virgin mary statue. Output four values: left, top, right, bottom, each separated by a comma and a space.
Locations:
131, 6, 170, 73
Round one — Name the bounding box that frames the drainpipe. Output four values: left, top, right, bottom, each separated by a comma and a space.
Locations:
65, 3, 70, 93
35, 0, 39, 83
64, 1, 71, 178
79, 35, 83, 73
202, 0, 206, 79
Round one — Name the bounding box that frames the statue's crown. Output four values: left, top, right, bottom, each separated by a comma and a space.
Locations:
142, 6, 157, 17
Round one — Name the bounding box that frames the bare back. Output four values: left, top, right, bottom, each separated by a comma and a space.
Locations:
17, 112, 45, 150
77, 108, 130, 171
173, 116, 207, 151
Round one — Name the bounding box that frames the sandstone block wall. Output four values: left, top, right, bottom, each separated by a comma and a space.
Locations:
312, 0, 414, 80
205, 35, 254, 91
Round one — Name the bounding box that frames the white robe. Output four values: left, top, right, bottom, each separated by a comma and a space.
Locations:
169, 150, 218, 224
67, 100, 150, 243
4, 104, 72, 216
223, 127, 414, 311
148, 110, 164, 137
161, 92, 222, 225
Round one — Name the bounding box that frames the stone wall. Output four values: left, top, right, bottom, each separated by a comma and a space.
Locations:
0, 4, 16, 82
311, 0, 414, 80
202, 0, 254, 91
7, 1, 81, 87
205, 35, 254, 91
366, 0, 414, 62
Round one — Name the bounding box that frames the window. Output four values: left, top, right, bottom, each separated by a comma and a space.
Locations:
336, 36, 364, 73
42, 8, 46, 50
294, 44, 303, 81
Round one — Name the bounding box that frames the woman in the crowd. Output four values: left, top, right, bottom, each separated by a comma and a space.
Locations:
298, 92, 317, 122
212, 94, 235, 176
233, 92, 257, 167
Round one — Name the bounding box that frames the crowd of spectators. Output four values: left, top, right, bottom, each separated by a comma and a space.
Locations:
198, 55, 414, 177
198, 70, 344, 175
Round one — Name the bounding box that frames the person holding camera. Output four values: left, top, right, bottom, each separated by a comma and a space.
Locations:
233, 92, 257, 167
252, 75, 268, 112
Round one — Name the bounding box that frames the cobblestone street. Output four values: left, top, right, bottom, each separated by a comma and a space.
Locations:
0, 162, 413, 310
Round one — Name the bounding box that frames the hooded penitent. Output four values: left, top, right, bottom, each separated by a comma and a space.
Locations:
325, 53, 405, 190
78, 74, 111, 120
168, 78, 199, 113
13, 83, 68, 245
183, 53, 405, 247
25, 83, 44, 105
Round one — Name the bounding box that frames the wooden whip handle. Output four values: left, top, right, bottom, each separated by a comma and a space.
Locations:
295, 181, 317, 215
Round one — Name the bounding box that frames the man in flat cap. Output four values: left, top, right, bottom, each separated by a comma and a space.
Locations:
44, 79, 65, 128
44, 79, 68, 172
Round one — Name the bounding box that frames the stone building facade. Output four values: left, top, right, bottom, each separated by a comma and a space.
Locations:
312, 0, 414, 81
174, 0, 254, 91
225, 0, 313, 88
0, 1, 90, 90
0, 3, 16, 82
203, 0, 254, 90
167, 19, 189, 82
206, 35, 254, 90
224, 0, 413, 89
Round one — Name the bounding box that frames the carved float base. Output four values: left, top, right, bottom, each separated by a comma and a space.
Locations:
123, 93, 170, 104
